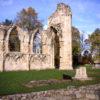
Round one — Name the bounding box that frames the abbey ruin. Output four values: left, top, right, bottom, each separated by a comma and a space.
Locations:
0, 3, 73, 71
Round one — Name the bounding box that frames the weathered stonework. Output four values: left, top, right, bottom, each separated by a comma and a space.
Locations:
0, 3, 73, 71
74, 67, 92, 80
0, 84, 100, 100
42, 3, 72, 70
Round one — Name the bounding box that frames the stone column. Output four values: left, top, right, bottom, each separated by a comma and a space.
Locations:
59, 16, 72, 70
42, 31, 55, 69
0, 29, 4, 71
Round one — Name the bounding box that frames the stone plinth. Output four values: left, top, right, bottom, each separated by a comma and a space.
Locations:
74, 67, 91, 80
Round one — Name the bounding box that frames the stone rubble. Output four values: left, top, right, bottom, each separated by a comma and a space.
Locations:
0, 84, 100, 100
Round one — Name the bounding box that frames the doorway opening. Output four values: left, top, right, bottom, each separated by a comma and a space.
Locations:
54, 33, 60, 69
51, 26, 60, 69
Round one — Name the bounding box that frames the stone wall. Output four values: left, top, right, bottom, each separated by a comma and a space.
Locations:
0, 84, 100, 100
0, 3, 73, 71
42, 3, 73, 70
0, 28, 5, 71
4, 53, 29, 71
30, 54, 53, 70
0, 26, 53, 71
3, 53, 52, 71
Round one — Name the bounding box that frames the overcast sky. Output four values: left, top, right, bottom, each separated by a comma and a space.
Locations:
0, 0, 100, 36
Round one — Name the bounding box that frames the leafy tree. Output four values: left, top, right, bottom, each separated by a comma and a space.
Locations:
16, 7, 42, 54
2, 19, 13, 26
72, 26, 81, 55
89, 28, 100, 51
16, 7, 42, 31
89, 28, 100, 61
72, 26, 81, 67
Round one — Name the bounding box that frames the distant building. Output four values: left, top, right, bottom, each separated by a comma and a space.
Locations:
81, 39, 91, 56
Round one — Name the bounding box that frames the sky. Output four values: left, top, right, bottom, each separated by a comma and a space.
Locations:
0, 0, 100, 37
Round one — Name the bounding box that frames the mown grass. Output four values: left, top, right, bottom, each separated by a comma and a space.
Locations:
0, 66, 100, 96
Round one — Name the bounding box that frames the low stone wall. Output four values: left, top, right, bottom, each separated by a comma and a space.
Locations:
0, 84, 100, 100
2, 52, 52, 71
4, 53, 29, 71
30, 54, 53, 70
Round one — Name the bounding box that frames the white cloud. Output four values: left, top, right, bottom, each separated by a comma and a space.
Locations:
0, 0, 13, 6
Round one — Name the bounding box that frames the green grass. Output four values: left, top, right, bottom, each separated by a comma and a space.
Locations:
0, 66, 100, 96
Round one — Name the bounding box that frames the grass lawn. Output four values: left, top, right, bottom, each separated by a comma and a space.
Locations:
0, 65, 100, 96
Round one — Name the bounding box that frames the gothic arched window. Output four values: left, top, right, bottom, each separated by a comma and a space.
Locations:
9, 28, 20, 52
33, 32, 41, 53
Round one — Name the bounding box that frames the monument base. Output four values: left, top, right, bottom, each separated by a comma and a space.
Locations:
74, 67, 92, 81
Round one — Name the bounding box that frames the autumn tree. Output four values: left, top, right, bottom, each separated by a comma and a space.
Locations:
16, 7, 42, 54
16, 7, 42, 31
72, 26, 81, 67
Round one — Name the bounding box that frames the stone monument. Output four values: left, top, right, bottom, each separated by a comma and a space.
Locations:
74, 67, 91, 80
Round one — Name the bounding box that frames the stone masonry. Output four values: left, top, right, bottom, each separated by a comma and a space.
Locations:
0, 3, 73, 71
0, 84, 100, 100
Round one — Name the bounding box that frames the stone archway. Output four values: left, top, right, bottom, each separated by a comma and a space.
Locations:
50, 26, 61, 69
9, 27, 20, 52
33, 31, 41, 54
54, 32, 60, 69
42, 3, 73, 70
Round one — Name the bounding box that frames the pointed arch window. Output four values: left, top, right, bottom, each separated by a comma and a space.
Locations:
9, 28, 20, 52
33, 32, 41, 53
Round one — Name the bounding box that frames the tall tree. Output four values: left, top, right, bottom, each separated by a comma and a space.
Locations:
72, 26, 80, 55
89, 28, 100, 51
72, 26, 81, 66
89, 28, 100, 61
16, 7, 42, 31
16, 7, 42, 47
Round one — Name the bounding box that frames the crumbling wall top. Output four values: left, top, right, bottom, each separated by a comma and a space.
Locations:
49, 3, 72, 19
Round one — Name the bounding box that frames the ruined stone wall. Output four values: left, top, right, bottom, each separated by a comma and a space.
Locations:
0, 28, 5, 71
30, 54, 52, 70
3, 53, 51, 71
0, 26, 52, 71
0, 3, 73, 71
42, 3, 73, 70
0, 84, 100, 100
42, 30, 55, 69
4, 53, 29, 71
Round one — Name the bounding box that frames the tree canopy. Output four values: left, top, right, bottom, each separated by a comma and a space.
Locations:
89, 28, 100, 61
89, 28, 100, 52
72, 26, 81, 66
72, 26, 81, 56
16, 7, 42, 31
